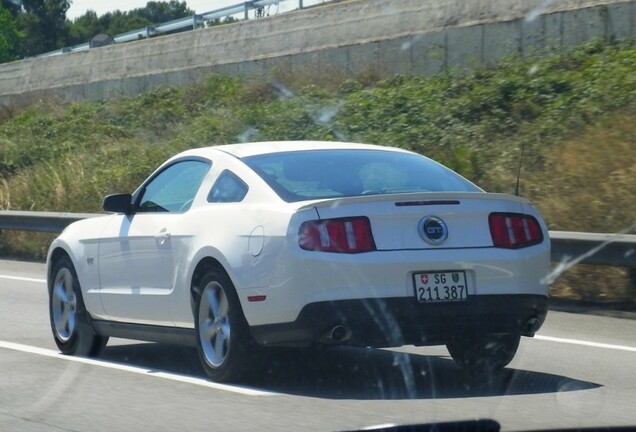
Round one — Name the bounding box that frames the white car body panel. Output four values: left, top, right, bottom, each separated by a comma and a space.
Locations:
47, 215, 111, 318
170, 203, 294, 327
97, 213, 186, 325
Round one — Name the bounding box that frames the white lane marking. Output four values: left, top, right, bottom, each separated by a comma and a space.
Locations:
0, 274, 46, 284
0, 340, 278, 397
535, 335, 636, 353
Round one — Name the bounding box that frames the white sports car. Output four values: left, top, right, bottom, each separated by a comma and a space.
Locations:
47, 141, 550, 382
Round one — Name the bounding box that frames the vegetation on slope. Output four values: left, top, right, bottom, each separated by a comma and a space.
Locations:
0, 40, 634, 301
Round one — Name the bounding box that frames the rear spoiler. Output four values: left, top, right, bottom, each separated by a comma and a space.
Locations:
296, 192, 531, 211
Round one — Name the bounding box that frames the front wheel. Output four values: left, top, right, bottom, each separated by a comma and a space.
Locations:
49, 256, 108, 357
447, 333, 520, 376
195, 268, 256, 382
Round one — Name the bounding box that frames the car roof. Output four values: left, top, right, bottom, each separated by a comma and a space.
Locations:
175, 141, 414, 160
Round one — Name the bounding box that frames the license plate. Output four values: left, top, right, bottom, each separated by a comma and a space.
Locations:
414, 271, 468, 303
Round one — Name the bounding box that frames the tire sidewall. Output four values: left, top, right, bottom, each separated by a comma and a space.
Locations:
194, 267, 251, 382
49, 255, 105, 356
49, 257, 83, 354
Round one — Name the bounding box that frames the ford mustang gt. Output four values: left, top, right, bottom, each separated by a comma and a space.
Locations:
47, 141, 550, 382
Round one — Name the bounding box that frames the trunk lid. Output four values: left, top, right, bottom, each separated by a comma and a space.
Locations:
298, 192, 529, 250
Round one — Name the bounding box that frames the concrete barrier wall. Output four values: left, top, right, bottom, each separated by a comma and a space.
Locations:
0, 0, 634, 106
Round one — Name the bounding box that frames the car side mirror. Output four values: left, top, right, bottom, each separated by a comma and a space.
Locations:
103, 194, 133, 214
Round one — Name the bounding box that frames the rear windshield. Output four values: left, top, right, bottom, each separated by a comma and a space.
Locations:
242, 149, 480, 202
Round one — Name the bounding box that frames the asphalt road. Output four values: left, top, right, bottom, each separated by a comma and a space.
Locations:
1, 259, 636, 432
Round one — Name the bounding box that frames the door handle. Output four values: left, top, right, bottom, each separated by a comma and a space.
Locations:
154, 229, 171, 245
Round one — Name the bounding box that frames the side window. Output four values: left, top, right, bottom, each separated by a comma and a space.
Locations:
137, 160, 210, 213
207, 170, 248, 203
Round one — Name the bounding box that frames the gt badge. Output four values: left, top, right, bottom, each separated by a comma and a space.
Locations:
418, 216, 448, 245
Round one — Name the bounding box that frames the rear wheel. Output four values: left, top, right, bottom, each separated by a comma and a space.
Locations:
195, 267, 255, 382
49, 256, 108, 356
447, 333, 520, 376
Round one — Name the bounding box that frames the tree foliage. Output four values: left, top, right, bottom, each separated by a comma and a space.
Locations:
0, 0, 197, 60
0, 4, 22, 63
134, 0, 192, 23
14, 0, 70, 57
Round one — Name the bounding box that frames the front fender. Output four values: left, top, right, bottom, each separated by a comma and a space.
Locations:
46, 216, 111, 318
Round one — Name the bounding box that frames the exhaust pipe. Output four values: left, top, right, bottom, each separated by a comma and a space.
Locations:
525, 317, 541, 336
321, 324, 351, 343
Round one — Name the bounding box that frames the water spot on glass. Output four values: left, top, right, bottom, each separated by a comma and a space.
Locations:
525, 0, 554, 23
238, 126, 258, 143
373, 0, 398, 16
271, 81, 295, 100
314, 102, 342, 125
402, 35, 423, 51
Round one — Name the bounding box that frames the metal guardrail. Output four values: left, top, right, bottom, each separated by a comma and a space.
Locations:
37, 0, 294, 58
1, 211, 635, 270
550, 231, 636, 268
0, 211, 100, 234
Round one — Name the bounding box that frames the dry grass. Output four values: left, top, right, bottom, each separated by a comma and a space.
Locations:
529, 109, 636, 233
526, 109, 636, 302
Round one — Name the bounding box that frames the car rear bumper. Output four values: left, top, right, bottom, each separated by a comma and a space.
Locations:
239, 243, 550, 327
249, 294, 548, 348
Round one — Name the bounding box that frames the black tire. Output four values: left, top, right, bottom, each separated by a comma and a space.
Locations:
49, 256, 108, 357
194, 267, 256, 383
447, 333, 520, 376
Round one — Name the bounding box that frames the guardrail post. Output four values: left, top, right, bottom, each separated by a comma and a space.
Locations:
244, 2, 251, 20
299, 0, 303, 9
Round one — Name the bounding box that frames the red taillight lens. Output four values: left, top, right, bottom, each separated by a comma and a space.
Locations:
299, 217, 376, 253
489, 213, 543, 249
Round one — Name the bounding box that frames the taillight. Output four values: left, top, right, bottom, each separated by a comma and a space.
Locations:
489, 213, 543, 249
299, 217, 376, 253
